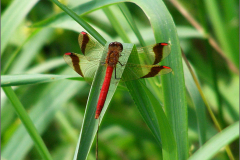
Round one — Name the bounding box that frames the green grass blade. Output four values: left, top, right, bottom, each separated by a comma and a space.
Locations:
2, 68, 85, 160
1, 74, 82, 87
1, 0, 38, 53
50, 0, 106, 46
118, 3, 146, 47
123, 42, 178, 159
126, 79, 178, 159
183, 60, 206, 145
30, 1, 118, 29
7, 28, 54, 74
2, 87, 52, 160
131, 0, 188, 159
116, 2, 179, 159
189, 121, 239, 160
2, 29, 41, 74
203, 0, 238, 67
102, 7, 131, 43
26, 58, 66, 74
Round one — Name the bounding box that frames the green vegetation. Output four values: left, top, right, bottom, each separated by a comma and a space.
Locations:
1, 0, 239, 160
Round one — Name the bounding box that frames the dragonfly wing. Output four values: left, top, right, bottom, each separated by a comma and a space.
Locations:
78, 31, 105, 61
64, 52, 99, 83
121, 64, 172, 81
119, 43, 172, 81
135, 43, 171, 65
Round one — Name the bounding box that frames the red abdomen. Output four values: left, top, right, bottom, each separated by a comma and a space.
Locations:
95, 66, 114, 119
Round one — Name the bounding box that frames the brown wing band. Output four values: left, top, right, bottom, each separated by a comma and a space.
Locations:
69, 53, 84, 77
153, 43, 167, 65
80, 32, 90, 55
141, 66, 165, 78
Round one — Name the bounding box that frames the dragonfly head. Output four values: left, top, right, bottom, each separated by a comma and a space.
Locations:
109, 42, 123, 52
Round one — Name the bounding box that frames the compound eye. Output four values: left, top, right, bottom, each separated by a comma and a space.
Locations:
119, 43, 123, 51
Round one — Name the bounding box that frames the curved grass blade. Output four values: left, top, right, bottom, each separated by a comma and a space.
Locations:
2, 68, 85, 160
50, 0, 106, 46
183, 60, 206, 145
1, 74, 82, 87
125, 79, 178, 159
189, 121, 239, 160
2, 87, 52, 160
127, 0, 188, 159
118, 3, 146, 47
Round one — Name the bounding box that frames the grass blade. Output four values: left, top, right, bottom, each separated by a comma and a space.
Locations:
2, 68, 85, 160
132, 0, 188, 159
102, 7, 131, 43
118, 3, 146, 47
203, 0, 238, 67
2, 87, 52, 160
50, 0, 106, 46
7, 28, 54, 74
1, 0, 38, 53
1, 74, 82, 87
189, 121, 239, 160
183, 61, 206, 145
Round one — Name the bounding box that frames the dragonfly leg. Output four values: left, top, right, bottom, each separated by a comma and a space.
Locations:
115, 67, 121, 80
118, 61, 124, 66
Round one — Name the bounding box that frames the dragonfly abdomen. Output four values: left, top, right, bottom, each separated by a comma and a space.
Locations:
95, 66, 114, 119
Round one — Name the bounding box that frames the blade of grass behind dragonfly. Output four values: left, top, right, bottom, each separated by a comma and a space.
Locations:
102, 7, 131, 43
73, 42, 133, 160
100, 5, 176, 157
123, 44, 178, 159
50, 0, 106, 46
100, 5, 176, 158
183, 60, 207, 146
130, 0, 188, 159
118, 2, 163, 100
118, 3, 146, 47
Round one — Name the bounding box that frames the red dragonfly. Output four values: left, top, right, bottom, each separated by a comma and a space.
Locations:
64, 31, 172, 119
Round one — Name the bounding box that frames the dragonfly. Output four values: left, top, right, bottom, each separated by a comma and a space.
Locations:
64, 31, 172, 119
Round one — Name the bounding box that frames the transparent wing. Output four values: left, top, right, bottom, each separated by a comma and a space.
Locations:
137, 43, 171, 65
63, 52, 100, 83
121, 64, 172, 81
121, 43, 171, 66
64, 41, 172, 83
119, 43, 172, 81
78, 31, 105, 61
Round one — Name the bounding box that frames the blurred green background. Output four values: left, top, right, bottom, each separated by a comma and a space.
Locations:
1, 0, 239, 160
